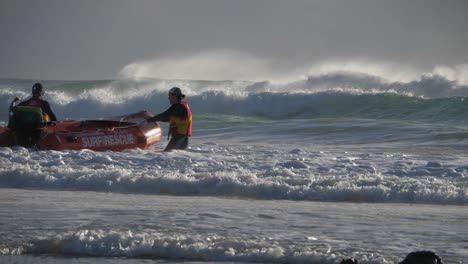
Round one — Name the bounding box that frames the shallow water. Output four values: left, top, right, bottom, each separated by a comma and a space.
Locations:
0, 189, 467, 263
1, 77, 468, 263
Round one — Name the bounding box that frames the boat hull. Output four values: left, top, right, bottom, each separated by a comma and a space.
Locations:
0, 111, 162, 151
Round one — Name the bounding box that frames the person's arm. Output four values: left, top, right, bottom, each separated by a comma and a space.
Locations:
147, 106, 173, 123
42, 101, 57, 121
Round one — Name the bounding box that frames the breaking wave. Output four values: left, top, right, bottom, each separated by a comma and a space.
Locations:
2, 68, 468, 125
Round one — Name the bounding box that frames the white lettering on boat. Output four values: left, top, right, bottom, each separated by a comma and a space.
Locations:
81, 132, 135, 148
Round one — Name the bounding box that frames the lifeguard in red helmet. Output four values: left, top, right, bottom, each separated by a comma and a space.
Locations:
147, 87, 192, 151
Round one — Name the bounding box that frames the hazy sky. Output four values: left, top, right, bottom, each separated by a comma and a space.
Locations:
1, 0, 467, 80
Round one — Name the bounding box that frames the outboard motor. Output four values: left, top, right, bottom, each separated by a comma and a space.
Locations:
7, 97, 19, 128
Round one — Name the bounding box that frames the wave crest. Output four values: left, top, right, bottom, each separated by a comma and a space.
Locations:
2, 66, 468, 122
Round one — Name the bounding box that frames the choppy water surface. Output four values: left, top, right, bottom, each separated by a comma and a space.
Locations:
1, 73, 468, 263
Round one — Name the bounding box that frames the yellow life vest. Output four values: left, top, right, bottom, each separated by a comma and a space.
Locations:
168, 102, 192, 136
43, 112, 50, 123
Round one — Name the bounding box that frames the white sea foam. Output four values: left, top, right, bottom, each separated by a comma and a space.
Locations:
0, 141, 466, 205
117, 50, 468, 87
1, 188, 465, 263
431, 64, 468, 86
1, 61, 468, 264
118, 50, 279, 82
2, 64, 468, 122
22, 230, 329, 261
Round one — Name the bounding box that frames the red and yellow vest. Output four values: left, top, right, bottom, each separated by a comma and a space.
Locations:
169, 102, 192, 136
21, 97, 50, 122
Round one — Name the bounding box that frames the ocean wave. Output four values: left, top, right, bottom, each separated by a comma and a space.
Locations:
1, 228, 377, 263
0, 145, 466, 205
2, 70, 468, 122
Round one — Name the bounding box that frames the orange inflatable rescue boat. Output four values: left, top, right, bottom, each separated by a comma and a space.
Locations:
0, 101, 162, 151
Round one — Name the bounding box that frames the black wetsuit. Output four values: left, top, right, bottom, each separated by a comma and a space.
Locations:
13, 96, 57, 147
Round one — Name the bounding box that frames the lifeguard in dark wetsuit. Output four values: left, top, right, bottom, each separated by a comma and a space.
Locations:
147, 87, 192, 151
19, 83, 57, 122
10, 83, 57, 147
